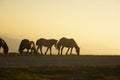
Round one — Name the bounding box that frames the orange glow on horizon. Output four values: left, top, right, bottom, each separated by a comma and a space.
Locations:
0, 0, 120, 55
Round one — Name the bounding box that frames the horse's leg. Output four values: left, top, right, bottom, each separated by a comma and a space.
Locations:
34, 47, 37, 55
58, 48, 60, 55
36, 46, 39, 53
61, 46, 64, 55
49, 47, 52, 55
30, 47, 33, 53
58, 46, 61, 55
45, 47, 49, 55
40, 46, 43, 55
19, 47, 24, 54
70, 48, 73, 55
58, 49, 60, 55
20, 47, 24, 54
31, 47, 35, 54
66, 48, 70, 55
27, 49, 29, 54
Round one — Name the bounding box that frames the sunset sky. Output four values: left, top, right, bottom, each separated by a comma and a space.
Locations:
0, 0, 120, 55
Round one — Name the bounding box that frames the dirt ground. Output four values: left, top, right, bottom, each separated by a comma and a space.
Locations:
0, 55, 120, 66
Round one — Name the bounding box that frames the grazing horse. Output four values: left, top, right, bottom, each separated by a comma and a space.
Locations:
36, 38, 57, 55
18, 39, 36, 54
0, 38, 9, 54
56, 37, 80, 55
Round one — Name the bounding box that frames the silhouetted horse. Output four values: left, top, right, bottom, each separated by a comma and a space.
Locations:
19, 39, 36, 54
36, 38, 57, 55
56, 37, 80, 55
0, 38, 9, 54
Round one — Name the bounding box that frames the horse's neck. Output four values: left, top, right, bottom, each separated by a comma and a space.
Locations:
74, 44, 79, 49
2, 41, 8, 49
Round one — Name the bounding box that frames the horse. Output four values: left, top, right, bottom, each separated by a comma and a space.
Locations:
36, 38, 57, 55
56, 37, 80, 55
18, 39, 37, 54
0, 38, 9, 54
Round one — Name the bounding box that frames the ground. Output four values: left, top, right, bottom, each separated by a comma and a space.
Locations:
0, 54, 120, 80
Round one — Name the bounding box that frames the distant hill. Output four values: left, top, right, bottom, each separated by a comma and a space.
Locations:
0, 35, 21, 53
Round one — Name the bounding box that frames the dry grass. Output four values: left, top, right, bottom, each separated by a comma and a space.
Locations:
0, 65, 120, 80
0, 53, 120, 79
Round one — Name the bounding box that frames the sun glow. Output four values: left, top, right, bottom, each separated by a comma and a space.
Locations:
0, 0, 120, 55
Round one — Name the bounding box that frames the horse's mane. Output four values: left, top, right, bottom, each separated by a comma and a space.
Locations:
70, 38, 78, 46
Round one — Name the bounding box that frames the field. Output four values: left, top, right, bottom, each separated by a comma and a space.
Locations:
0, 65, 120, 80
0, 54, 120, 80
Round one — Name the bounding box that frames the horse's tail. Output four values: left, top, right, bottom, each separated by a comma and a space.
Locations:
2, 40, 9, 54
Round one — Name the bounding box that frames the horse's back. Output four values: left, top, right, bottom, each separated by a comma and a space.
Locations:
37, 38, 47, 43
37, 38, 57, 46
57, 37, 78, 47
21, 39, 29, 43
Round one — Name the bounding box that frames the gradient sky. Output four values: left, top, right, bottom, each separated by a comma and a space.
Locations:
0, 0, 120, 55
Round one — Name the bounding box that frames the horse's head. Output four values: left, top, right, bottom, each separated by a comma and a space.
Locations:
18, 42, 23, 53
0, 38, 9, 54
36, 39, 40, 46
18, 46, 23, 53
75, 45, 80, 55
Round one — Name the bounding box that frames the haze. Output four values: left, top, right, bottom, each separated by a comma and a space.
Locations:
0, 0, 120, 55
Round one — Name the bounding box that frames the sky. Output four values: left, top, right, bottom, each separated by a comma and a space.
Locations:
0, 0, 120, 55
